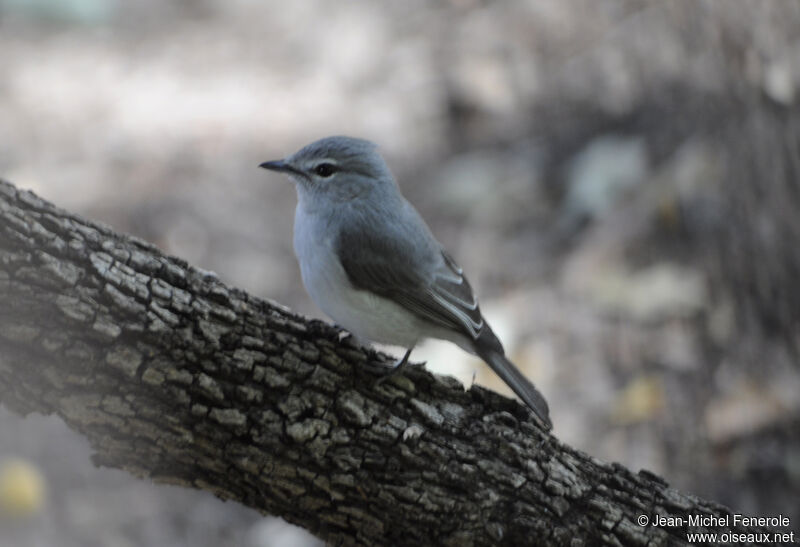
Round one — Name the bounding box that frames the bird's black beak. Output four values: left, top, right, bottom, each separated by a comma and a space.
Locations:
259, 159, 304, 178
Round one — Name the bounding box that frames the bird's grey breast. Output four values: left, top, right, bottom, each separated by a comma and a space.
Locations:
293, 198, 344, 296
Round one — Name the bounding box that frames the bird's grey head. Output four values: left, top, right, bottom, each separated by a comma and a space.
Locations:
259, 136, 396, 202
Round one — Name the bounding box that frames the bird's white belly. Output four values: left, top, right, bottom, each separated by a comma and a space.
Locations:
294, 208, 422, 348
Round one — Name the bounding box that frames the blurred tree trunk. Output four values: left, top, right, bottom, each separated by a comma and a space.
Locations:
0, 179, 777, 546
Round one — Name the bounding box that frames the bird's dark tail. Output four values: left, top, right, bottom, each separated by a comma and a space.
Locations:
475, 344, 552, 430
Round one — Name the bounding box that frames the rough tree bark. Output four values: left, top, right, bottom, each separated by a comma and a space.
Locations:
0, 179, 779, 546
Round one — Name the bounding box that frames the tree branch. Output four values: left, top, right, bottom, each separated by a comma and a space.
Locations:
0, 179, 778, 546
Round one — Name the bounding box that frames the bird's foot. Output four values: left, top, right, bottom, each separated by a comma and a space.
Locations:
373, 347, 414, 386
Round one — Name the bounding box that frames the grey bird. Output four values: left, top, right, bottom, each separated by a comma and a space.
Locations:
260, 136, 552, 429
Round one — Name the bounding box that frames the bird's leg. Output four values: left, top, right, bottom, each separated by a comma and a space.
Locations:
374, 346, 414, 385
390, 346, 414, 374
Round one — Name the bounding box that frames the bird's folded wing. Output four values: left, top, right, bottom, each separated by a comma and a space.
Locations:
336, 226, 484, 341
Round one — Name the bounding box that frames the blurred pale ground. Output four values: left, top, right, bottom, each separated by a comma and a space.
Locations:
2, 0, 800, 545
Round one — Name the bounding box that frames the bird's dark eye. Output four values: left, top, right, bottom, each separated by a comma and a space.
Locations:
314, 163, 337, 178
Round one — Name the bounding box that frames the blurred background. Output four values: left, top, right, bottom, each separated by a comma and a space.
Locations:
1, 0, 799, 545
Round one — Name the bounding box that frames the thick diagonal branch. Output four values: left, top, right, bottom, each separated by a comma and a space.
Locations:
0, 179, 776, 546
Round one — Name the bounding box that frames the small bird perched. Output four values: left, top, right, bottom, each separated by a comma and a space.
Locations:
260, 136, 552, 429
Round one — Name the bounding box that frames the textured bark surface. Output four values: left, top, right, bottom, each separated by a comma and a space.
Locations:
0, 179, 776, 546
